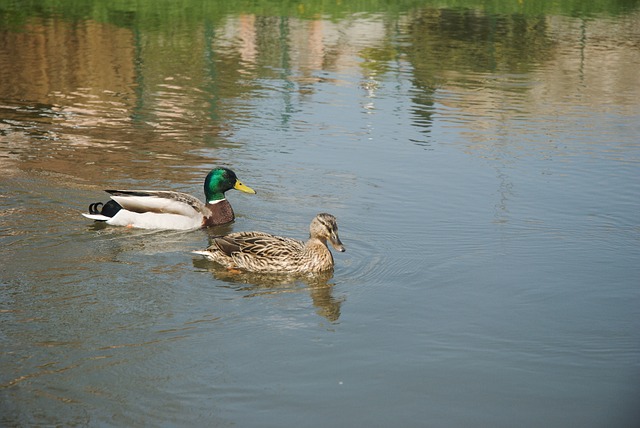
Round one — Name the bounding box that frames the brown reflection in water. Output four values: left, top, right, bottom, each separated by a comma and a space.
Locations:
0, 16, 226, 184
0, 12, 401, 184
0, 18, 135, 102
403, 10, 640, 145
2, 10, 638, 186
1, 17, 138, 182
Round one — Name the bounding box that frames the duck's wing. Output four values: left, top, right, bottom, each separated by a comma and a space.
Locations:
106, 190, 207, 217
212, 231, 304, 258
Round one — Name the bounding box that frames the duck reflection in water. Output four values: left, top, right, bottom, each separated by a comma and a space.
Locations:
192, 258, 344, 322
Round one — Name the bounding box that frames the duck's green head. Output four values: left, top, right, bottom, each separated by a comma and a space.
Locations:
204, 167, 256, 203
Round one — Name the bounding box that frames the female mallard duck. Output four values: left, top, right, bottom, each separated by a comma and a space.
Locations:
82, 167, 255, 230
193, 213, 345, 273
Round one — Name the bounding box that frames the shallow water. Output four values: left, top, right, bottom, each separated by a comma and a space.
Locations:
1, 2, 640, 426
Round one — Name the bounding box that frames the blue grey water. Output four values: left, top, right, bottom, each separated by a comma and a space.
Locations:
1, 6, 639, 427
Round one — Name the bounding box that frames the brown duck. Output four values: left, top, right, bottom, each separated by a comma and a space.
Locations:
193, 213, 345, 273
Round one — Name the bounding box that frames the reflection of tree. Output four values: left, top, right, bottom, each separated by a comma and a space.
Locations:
405, 9, 554, 74
3, 4, 637, 182
192, 257, 343, 322
402, 8, 555, 133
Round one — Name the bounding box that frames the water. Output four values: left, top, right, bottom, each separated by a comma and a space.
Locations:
1, 2, 640, 426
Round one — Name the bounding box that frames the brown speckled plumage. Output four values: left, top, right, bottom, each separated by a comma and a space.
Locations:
194, 213, 345, 273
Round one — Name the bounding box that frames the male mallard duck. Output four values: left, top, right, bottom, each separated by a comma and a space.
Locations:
82, 167, 255, 230
193, 213, 345, 273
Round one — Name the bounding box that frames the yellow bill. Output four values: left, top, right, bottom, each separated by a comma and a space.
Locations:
234, 180, 256, 194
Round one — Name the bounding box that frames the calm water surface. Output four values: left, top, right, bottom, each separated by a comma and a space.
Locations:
1, 2, 639, 426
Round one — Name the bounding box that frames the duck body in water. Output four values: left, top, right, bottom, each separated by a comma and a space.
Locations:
193, 213, 345, 273
82, 167, 255, 230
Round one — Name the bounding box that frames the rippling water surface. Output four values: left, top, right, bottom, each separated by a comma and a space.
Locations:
1, 2, 639, 427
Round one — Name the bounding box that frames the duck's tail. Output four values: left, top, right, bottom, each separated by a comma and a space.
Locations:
82, 200, 122, 221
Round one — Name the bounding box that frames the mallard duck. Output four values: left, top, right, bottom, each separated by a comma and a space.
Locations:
82, 167, 255, 230
193, 213, 345, 273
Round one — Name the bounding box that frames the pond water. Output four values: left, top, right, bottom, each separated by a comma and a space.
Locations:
1, 1, 640, 426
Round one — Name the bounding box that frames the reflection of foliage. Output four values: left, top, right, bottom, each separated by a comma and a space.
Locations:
360, 45, 398, 77
1, 0, 635, 143
1, 0, 637, 29
405, 9, 555, 75
441, 0, 639, 16
402, 8, 558, 131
